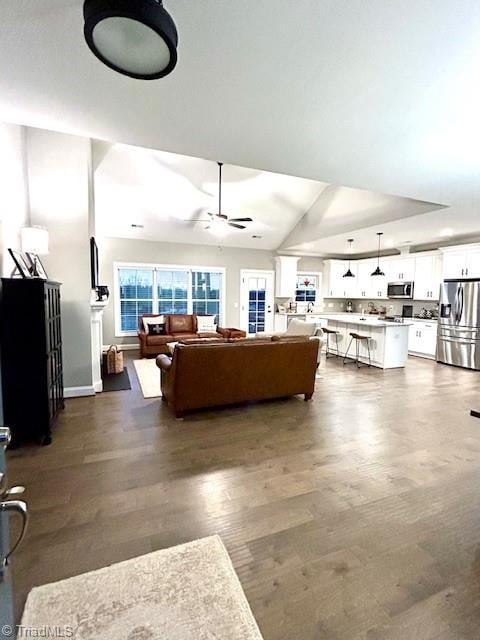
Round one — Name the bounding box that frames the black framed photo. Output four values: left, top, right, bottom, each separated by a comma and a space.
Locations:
8, 248, 32, 278
26, 253, 48, 279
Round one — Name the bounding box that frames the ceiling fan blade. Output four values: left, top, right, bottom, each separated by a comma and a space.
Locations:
228, 222, 246, 230
228, 217, 253, 222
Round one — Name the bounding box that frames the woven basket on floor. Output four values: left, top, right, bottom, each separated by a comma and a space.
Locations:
103, 345, 124, 375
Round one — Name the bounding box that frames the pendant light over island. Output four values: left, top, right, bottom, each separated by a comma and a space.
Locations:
371, 232, 385, 277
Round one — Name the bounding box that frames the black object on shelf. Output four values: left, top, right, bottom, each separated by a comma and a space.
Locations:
0, 278, 64, 446
471, 410, 480, 419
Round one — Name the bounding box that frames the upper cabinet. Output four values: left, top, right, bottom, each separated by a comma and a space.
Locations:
324, 260, 357, 298
274, 256, 299, 298
441, 245, 480, 279
387, 257, 415, 282
324, 252, 441, 301
358, 259, 381, 298
413, 255, 441, 300
323, 244, 480, 301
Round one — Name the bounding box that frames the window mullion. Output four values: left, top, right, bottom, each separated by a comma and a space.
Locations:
153, 268, 159, 314
188, 269, 193, 314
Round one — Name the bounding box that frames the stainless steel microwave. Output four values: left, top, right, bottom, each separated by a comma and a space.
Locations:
387, 282, 414, 299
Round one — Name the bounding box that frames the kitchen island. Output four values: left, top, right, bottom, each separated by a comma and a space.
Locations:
318, 314, 412, 369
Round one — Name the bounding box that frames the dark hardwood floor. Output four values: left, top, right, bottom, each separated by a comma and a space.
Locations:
7, 353, 480, 639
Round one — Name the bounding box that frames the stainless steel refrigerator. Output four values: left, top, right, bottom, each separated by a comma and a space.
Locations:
437, 279, 480, 370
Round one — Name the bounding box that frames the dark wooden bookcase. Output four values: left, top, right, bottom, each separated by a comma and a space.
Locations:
0, 278, 64, 445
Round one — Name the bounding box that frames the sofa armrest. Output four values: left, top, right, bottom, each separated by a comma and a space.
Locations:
156, 354, 172, 372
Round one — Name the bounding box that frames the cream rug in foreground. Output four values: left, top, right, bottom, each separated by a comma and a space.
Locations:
133, 358, 162, 398
21, 535, 263, 640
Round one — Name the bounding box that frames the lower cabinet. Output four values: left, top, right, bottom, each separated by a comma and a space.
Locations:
274, 314, 288, 332
408, 321, 437, 359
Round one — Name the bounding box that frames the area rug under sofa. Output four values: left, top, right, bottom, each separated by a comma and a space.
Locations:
21, 535, 263, 640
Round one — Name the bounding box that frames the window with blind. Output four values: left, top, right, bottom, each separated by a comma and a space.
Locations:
115, 264, 225, 335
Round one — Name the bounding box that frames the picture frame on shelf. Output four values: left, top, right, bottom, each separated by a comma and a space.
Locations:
26, 252, 48, 279
8, 248, 33, 278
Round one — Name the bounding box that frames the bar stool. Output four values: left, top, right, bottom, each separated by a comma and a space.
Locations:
343, 332, 371, 368
322, 327, 340, 358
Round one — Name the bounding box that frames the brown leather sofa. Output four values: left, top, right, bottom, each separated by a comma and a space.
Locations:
156, 336, 318, 418
138, 314, 246, 357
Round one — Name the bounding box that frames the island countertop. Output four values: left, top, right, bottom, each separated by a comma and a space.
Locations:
318, 313, 413, 328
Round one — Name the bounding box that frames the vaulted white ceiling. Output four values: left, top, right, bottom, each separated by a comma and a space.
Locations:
1, 1, 480, 254
93, 142, 443, 251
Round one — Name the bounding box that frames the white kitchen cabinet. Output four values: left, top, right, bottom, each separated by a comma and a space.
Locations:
414, 255, 441, 300
274, 314, 288, 332
441, 245, 480, 279
370, 273, 388, 299
274, 256, 299, 298
408, 320, 437, 359
442, 251, 467, 279
387, 257, 415, 282
324, 260, 357, 298
466, 248, 480, 278
357, 259, 377, 298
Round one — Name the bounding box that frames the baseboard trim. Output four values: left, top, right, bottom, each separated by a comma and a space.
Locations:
102, 343, 138, 351
64, 385, 96, 398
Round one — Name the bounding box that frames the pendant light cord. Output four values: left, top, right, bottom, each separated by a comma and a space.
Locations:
218, 162, 223, 215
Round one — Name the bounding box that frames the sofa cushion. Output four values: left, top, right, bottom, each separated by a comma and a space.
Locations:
197, 315, 217, 333
170, 332, 198, 340
147, 322, 166, 336
142, 315, 165, 333
146, 334, 174, 346
168, 314, 196, 334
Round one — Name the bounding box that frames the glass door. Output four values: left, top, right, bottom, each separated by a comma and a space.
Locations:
240, 271, 275, 335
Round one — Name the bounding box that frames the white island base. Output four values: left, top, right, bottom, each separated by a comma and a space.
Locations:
321, 315, 411, 369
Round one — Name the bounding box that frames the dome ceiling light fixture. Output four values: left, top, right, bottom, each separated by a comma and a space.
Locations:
83, 0, 178, 80
371, 232, 385, 277
343, 239, 355, 278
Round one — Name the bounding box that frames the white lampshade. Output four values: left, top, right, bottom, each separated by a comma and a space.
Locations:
21, 227, 49, 255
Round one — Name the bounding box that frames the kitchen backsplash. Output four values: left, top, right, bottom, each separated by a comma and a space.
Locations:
324, 298, 439, 317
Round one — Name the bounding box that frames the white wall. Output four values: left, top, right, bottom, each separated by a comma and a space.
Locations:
100, 238, 273, 345
25, 128, 92, 389
0, 122, 29, 275
100, 237, 325, 345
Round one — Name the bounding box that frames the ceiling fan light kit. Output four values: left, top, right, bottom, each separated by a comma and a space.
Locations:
83, 0, 178, 80
371, 232, 385, 277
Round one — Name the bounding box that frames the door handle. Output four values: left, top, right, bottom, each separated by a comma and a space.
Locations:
0, 500, 28, 575
454, 285, 460, 324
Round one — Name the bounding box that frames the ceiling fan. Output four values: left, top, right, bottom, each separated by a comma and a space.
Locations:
186, 162, 253, 230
